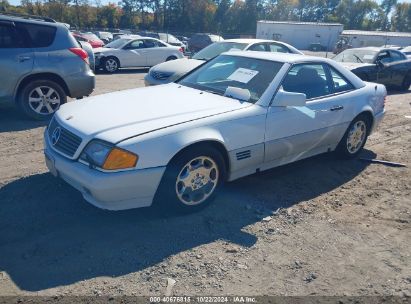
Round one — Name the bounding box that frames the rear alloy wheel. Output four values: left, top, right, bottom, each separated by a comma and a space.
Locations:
103, 57, 119, 73
336, 115, 370, 158
155, 146, 226, 212
19, 80, 66, 120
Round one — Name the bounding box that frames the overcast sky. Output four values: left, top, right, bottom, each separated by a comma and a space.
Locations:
7, 0, 411, 7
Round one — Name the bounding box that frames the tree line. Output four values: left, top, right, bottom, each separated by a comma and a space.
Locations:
1, 0, 410, 34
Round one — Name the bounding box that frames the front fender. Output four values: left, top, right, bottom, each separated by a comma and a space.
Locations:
119, 126, 227, 170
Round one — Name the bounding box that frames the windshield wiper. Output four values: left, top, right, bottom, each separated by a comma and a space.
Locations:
353, 54, 363, 63
202, 89, 223, 96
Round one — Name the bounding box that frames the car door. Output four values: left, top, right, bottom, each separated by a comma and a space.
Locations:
0, 21, 33, 103
143, 39, 167, 66
375, 50, 394, 85
119, 39, 147, 67
387, 50, 409, 85
264, 63, 356, 165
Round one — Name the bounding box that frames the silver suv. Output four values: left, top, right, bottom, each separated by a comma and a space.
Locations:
0, 13, 95, 120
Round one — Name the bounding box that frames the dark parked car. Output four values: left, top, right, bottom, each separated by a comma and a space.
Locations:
334, 47, 411, 91
187, 33, 224, 53
0, 13, 95, 120
137, 31, 185, 50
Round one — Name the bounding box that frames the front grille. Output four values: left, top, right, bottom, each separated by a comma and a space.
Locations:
151, 71, 172, 81
48, 118, 82, 157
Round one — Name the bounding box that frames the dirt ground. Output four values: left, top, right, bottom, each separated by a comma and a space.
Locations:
0, 67, 410, 298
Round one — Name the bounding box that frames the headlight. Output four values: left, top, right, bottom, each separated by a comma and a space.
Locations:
80, 140, 138, 170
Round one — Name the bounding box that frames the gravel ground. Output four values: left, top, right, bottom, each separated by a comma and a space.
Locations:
0, 68, 410, 298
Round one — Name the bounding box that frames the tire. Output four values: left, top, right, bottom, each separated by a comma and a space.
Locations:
166, 56, 178, 61
18, 79, 66, 120
336, 114, 371, 159
154, 145, 226, 213
102, 57, 119, 73
400, 74, 411, 91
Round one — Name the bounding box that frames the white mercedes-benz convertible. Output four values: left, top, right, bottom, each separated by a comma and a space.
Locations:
44, 51, 386, 211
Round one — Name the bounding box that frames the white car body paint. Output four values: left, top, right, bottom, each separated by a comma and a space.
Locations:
94, 37, 184, 68
144, 39, 303, 86
44, 51, 386, 210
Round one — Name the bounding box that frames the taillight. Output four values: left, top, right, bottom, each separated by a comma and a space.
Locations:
179, 47, 184, 53
69, 47, 89, 65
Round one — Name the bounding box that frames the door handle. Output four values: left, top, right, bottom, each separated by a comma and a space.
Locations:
330, 105, 344, 111
18, 56, 31, 62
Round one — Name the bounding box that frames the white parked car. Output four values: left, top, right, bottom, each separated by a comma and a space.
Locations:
94, 37, 184, 73
44, 52, 386, 211
144, 39, 303, 86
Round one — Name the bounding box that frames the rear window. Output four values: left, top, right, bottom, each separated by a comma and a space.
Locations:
16, 22, 56, 48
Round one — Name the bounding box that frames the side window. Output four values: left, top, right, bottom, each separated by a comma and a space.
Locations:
377, 51, 392, 64
143, 39, 157, 48
0, 24, 26, 48
267, 43, 288, 53
248, 43, 266, 52
126, 40, 145, 49
156, 40, 166, 47
389, 50, 405, 61
16, 23, 56, 48
282, 64, 330, 99
329, 66, 354, 93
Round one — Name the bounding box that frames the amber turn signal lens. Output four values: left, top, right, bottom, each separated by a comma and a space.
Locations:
102, 148, 138, 170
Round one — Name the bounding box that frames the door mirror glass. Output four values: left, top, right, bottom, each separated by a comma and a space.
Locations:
224, 86, 251, 102
272, 88, 306, 107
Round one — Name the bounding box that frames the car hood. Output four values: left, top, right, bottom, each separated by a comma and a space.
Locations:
150, 58, 205, 80
340, 62, 374, 70
56, 83, 251, 143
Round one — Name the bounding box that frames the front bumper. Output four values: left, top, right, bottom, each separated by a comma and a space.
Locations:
44, 132, 166, 210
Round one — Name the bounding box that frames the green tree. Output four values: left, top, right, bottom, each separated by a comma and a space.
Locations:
380, 0, 397, 30
391, 2, 411, 32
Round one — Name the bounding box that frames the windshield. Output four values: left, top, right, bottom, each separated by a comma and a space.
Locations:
193, 42, 248, 61
334, 49, 377, 64
105, 38, 130, 48
178, 55, 283, 103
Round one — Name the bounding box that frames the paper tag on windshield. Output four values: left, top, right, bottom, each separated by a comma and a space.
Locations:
228, 68, 259, 83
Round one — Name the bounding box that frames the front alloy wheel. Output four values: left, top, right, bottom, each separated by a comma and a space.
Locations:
103, 58, 119, 73
155, 146, 226, 212
175, 156, 219, 206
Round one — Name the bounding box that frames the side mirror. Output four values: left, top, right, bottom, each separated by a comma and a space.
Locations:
224, 86, 251, 102
272, 88, 306, 107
